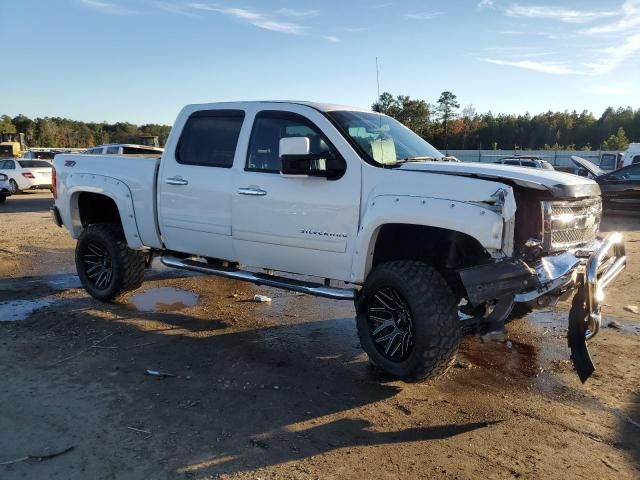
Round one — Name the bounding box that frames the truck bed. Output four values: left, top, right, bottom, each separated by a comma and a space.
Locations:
54, 154, 162, 248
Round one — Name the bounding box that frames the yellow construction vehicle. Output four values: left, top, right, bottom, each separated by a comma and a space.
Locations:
0, 133, 26, 158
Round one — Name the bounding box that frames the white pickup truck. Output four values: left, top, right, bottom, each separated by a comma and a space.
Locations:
51, 101, 626, 382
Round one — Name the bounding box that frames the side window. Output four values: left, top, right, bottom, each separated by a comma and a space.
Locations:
106, 146, 119, 154
632, 155, 640, 165
609, 164, 640, 181
504, 160, 520, 166
246, 111, 336, 173
6, 160, 15, 169
176, 110, 245, 168
521, 161, 536, 168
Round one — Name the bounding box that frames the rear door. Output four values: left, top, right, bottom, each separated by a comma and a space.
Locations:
157, 108, 246, 260
232, 105, 361, 281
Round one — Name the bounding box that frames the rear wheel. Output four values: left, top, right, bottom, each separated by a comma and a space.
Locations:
356, 261, 461, 381
0, 196, 6, 204
76, 224, 145, 301
9, 179, 20, 194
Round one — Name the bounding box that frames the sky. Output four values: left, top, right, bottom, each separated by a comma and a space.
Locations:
2, 0, 639, 125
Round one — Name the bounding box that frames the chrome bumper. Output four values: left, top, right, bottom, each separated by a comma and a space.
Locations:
515, 232, 626, 340
584, 232, 626, 340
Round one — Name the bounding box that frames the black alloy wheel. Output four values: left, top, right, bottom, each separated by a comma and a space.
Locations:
366, 286, 415, 362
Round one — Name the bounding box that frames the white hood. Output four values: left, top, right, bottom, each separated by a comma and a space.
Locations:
398, 161, 600, 198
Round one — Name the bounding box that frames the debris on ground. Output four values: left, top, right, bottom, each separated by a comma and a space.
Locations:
0, 446, 75, 466
127, 426, 151, 435
623, 305, 639, 314
607, 320, 622, 330
145, 369, 177, 378
454, 360, 473, 369
253, 295, 272, 303
600, 457, 620, 472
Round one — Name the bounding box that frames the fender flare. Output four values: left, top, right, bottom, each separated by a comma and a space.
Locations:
65, 173, 144, 249
349, 195, 504, 283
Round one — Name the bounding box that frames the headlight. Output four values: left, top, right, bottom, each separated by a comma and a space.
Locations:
541, 198, 601, 252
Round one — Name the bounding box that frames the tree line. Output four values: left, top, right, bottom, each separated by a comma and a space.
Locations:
0, 114, 171, 148
2, 93, 638, 151
373, 92, 637, 151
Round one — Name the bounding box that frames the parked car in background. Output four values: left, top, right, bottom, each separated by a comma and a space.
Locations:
493, 155, 555, 170
0, 173, 10, 203
0, 159, 53, 193
572, 156, 640, 212
598, 152, 623, 171
22, 150, 56, 161
84, 144, 163, 156
619, 143, 640, 169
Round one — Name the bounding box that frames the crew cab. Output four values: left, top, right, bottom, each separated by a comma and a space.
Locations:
51, 101, 626, 382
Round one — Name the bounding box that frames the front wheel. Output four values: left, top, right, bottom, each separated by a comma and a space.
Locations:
76, 224, 146, 301
356, 261, 461, 381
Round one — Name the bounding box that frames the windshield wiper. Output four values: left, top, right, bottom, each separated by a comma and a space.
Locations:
388, 156, 436, 166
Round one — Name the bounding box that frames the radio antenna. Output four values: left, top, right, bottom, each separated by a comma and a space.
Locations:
375, 56, 381, 100
375, 56, 385, 166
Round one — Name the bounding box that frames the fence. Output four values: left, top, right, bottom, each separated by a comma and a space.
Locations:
439, 150, 617, 168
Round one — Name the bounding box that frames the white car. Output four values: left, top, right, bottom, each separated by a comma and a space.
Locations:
84, 144, 163, 156
52, 101, 626, 383
0, 158, 53, 193
0, 173, 10, 203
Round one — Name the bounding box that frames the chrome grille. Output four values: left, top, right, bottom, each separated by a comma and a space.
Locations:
542, 197, 601, 252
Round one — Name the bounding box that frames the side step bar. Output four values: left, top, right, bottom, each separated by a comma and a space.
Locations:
160, 256, 356, 300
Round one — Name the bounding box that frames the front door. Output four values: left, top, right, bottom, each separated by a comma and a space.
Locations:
158, 109, 246, 260
232, 106, 361, 281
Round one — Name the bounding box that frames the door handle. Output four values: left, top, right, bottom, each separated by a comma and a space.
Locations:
237, 187, 267, 196
165, 176, 189, 186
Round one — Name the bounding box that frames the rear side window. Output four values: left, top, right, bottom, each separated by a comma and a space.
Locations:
106, 146, 119, 154
177, 110, 245, 168
632, 155, 640, 165
504, 160, 520, 166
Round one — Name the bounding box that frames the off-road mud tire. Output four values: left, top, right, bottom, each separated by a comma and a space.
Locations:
76, 224, 145, 301
356, 261, 461, 381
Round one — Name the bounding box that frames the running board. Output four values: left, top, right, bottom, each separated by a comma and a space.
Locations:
160, 256, 356, 300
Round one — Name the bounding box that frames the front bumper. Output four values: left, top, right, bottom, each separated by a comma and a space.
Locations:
516, 232, 626, 340
519, 232, 626, 382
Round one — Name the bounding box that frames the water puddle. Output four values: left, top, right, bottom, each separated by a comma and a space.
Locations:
128, 287, 199, 312
0, 298, 55, 322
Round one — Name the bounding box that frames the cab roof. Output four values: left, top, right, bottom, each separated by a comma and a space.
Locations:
184, 101, 371, 113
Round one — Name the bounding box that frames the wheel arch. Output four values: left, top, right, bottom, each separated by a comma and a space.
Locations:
350, 196, 503, 286
66, 177, 143, 249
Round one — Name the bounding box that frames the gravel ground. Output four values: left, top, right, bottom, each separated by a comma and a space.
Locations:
0, 192, 639, 480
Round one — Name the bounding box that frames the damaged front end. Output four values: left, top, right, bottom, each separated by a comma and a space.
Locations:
460, 189, 626, 382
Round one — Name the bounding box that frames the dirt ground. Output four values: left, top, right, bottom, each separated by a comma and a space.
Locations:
1, 192, 639, 480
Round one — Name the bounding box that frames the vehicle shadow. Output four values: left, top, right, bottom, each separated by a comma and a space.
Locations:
1, 192, 53, 213
621, 390, 640, 472
19, 303, 500, 477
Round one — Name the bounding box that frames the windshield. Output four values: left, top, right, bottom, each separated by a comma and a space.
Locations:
327, 111, 442, 166
18, 160, 52, 168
